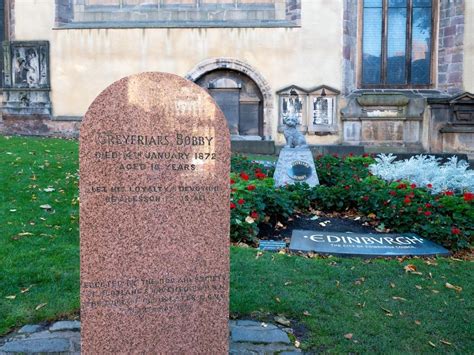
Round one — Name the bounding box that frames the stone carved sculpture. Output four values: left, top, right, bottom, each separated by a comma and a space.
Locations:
283, 114, 307, 148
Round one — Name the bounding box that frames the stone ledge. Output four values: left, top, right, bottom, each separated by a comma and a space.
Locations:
54, 20, 301, 29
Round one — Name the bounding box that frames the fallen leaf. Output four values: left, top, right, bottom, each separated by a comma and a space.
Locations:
367, 213, 376, 219
415, 285, 423, 290
9, 209, 16, 212
336, 280, 340, 287
294, 340, 300, 348
357, 302, 366, 308
344, 333, 353, 340
392, 296, 407, 302
445, 283, 462, 292
284, 281, 292, 286
404, 264, 417, 273
278, 249, 286, 255
390, 282, 396, 288
428, 341, 436, 348
432, 290, 439, 294
39, 204, 52, 210
415, 320, 421, 325
255, 251, 263, 259
274, 316, 291, 326
20, 285, 33, 293
17, 232, 33, 236
35, 303, 47, 310
5, 295, 16, 300
43, 187, 55, 192
275, 297, 281, 303
276, 221, 284, 228
303, 311, 311, 316
440, 340, 452, 346
381, 307, 393, 316
354, 277, 365, 285
245, 216, 255, 224
310, 215, 319, 220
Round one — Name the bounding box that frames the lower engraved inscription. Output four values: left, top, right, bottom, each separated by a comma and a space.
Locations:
81, 273, 227, 314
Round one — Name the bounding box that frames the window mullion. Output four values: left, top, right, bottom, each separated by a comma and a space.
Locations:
381, 0, 388, 85
406, 0, 413, 85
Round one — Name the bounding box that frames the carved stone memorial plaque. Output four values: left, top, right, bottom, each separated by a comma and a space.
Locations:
80, 73, 230, 353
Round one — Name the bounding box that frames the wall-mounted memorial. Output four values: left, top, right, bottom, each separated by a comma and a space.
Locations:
307, 85, 340, 134
2, 41, 51, 116
80, 72, 230, 353
277, 85, 307, 133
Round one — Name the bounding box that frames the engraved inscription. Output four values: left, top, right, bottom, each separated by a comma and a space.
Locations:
81, 273, 227, 314
88, 130, 220, 204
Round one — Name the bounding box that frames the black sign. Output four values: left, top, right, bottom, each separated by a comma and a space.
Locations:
289, 230, 449, 257
287, 161, 312, 181
259, 240, 287, 251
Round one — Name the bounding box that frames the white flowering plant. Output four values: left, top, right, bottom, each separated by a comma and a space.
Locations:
369, 154, 474, 194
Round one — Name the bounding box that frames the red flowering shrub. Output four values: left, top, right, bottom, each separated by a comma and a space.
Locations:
452, 227, 461, 235
240, 172, 249, 181
230, 154, 473, 249
464, 192, 474, 202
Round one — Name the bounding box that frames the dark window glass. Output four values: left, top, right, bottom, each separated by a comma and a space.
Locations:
387, 5, 407, 84
361, 0, 433, 87
362, 6, 383, 84
411, 6, 432, 84
365, 0, 382, 7
389, 0, 406, 6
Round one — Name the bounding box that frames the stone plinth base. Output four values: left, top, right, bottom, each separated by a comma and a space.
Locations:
274, 147, 319, 187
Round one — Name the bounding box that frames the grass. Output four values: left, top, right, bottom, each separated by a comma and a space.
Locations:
0, 136, 80, 334
231, 248, 473, 353
1, 136, 473, 353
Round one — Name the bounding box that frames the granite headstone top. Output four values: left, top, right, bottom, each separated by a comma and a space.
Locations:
273, 147, 319, 187
289, 230, 449, 257
79, 72, 230, 353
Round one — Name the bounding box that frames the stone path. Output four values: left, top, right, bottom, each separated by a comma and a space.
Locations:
0, 320, 302, 354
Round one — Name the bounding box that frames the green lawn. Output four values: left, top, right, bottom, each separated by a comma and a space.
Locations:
1, 136, 473, 353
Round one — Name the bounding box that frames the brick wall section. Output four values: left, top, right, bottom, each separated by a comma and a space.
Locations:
342, 0, 358, 95
438, 0, 464, 94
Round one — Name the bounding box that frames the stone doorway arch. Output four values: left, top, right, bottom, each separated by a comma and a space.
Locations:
185, 58, 274, 140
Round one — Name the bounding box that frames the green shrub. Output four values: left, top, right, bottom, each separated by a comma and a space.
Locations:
230, 154, 473, 250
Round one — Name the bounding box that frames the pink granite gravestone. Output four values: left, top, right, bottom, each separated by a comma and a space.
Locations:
79, 72, 230, 354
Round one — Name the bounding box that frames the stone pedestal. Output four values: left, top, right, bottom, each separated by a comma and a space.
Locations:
273, 147, 319, 187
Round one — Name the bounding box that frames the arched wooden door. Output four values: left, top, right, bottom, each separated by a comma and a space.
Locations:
195, 69, 264, 139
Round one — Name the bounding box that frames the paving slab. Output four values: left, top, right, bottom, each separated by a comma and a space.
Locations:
49, 321, 80, 332
231, 327, 291, 344
1, 319, 301, 354
0, 338, 71, 353
18, 325, 42, 334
